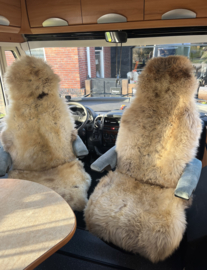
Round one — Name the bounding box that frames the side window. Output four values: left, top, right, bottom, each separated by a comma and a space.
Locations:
25, 48, 45, 60
132, 47, 153, 74
5, 51, 16, 67
3, 50, 18, 110
0, 47, 20, 118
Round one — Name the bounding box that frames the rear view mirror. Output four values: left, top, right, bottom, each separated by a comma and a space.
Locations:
105, 32, 127, 43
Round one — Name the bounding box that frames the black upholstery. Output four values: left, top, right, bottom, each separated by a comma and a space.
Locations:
185, 166, 207, 269
36, 228, 184, 270
196, 120, 206, 161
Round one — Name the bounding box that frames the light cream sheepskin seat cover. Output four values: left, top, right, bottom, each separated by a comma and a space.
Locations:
1, 56, 91, 211
85, 56, 202, 262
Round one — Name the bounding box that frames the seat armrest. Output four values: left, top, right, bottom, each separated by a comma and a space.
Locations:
0, 136, 88, 173
174, 158, 202, 200
91, 146, 117, 172
0, 144, 12, 176
73, 135, 89, 157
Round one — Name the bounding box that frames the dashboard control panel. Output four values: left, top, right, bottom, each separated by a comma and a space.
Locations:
102, 117, 120, 146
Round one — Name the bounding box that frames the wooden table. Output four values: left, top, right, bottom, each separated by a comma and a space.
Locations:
0, 178, 76, 270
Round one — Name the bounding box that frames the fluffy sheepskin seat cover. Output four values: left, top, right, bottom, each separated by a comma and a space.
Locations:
85, 56, 202, 262
1, 56, 91, 211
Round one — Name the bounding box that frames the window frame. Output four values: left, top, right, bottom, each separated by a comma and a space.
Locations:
0, 46, 21, 111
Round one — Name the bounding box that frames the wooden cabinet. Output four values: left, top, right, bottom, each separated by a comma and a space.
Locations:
0, 0, 21, 27
81, 0, 144, 24
0, 0, 204, 35
26, 0, 82, 27
145, 0, 207, 20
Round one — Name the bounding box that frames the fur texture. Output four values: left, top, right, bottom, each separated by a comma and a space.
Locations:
116, 56, 201, 188
85, 56, 202, 262
9, 160, 91, 211
1, 56, 91, 211
85, 171, 190, 262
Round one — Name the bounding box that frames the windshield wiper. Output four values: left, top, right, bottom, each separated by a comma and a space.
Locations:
121, 93, 133, 97
65, 93, 133, 100
84, 92, 123, 97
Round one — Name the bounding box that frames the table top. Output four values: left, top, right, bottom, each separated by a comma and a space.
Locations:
0, 178, 76, 270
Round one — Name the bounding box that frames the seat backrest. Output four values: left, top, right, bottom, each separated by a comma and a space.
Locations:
115, 56, 202, 189
0, 135, 88, 177
1, 56, 77, 172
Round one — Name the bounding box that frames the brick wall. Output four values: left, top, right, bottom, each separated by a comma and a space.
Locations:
104, 47, 111, 78
39, 47, 112, 96
45, 47, 80, 89
45, 47, 85, 97
5, 51, 16, 67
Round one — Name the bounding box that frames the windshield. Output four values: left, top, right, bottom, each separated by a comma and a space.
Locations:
24, 43, 207, 104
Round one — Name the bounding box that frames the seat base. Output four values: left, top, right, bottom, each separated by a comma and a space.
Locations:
85, 170, 190, 263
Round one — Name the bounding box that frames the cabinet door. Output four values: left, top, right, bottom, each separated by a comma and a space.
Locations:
145, 0, 207, 20
81, 0, 144, 24
26, 0, 82, 27
0, 0, 21, 27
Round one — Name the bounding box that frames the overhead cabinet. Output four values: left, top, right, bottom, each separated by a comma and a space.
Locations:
145, 0, 207, 20
26, 0, 82, 27
81, 0, 144, 24
1, 0, 205, 35
0, 0, 21, 27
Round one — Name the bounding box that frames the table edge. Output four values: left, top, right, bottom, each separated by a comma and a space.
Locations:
24, 216, 77, 270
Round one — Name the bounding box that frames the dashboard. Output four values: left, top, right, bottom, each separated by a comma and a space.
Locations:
84, 109, 123, 155
69, 100, 207, 157
94, 112, 122, 146
69, 102, 124, 155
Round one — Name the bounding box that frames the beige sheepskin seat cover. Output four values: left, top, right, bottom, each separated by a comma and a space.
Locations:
1, 56, 91, 211
85, 56, 202, 262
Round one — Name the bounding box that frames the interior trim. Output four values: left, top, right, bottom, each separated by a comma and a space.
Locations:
20, 34, 207, 52
0, 33, 25, 43
0, 25, 20, 34
24, 26, 207, 42
19, 0, 32, 34
26, 17, 207, 35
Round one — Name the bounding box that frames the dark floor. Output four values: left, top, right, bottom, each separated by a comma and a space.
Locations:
35, 166, 207, 270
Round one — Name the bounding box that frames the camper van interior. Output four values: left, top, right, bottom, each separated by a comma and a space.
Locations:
0, 1, 207, 269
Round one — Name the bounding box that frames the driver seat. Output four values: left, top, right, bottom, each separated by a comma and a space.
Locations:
0, 56, 91, 211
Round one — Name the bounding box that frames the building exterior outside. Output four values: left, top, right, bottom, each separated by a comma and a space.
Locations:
25, 47, 111, 98
3, 43, 207, 108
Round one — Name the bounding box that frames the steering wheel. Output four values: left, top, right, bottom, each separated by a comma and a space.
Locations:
68, 102, 89, 130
